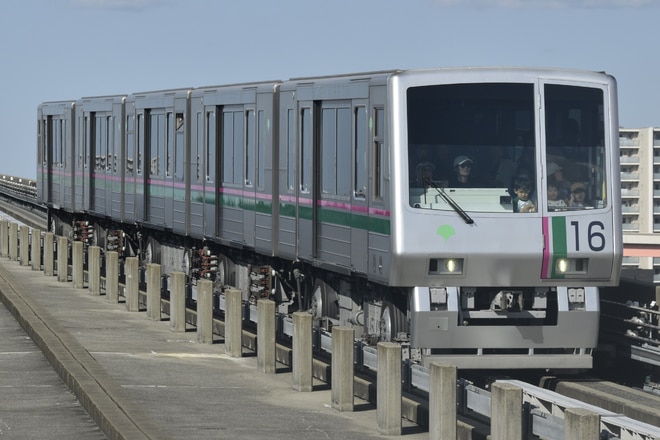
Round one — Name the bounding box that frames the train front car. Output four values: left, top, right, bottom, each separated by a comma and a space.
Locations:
390, 68, 622, 370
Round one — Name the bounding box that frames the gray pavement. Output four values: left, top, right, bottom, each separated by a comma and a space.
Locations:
0, 301, 105, 439
0, 256, 428, 439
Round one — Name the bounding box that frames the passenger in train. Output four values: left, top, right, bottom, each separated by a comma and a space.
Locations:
569, 182, 588, 208
547, 179, 568, 210
411, 144, 437, 187
547, 162, 571, 202
482, 146, 516, 188
512, 177, 537, 213
448, 155, 475, 188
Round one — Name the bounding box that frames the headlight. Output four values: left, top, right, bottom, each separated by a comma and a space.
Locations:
555, 258, 587, 275
429, 258, 464, 275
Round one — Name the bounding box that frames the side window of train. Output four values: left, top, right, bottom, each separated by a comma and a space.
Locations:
137, 113, 144, 176
195, 112, 202, 183
61, 119, 67, 168
257, 110, 265, 189
321, 103, 351, 198
175, 113, 184, 180
94, 114, 108, 172
300, 107, 312, 194
166, 112, 173, 178
286, 109, 295, 191
544, 84, 607, 211
84, 115, 91, 170
373, 107, 385, 201
222, 108, 244, 186
354, 106, 367, 199
207, 109, 217, 183
245, 109, 255, 187
126, 114, 134, 175
149, 112, 168, 178
74, 116, 80, 169
109, 116, 115, 172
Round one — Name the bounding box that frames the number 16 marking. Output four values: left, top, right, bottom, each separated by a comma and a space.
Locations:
571, 220, 605, 252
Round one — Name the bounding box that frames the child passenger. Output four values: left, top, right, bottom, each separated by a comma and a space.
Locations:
569, 182, 588, 208
547, 180, 568, 210
513, 178, 537, 213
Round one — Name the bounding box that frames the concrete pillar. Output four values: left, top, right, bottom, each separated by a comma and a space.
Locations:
19, 226, 29, 266
377, 342, 402, 435
9, 222, 18, 261
196, 279, 213, 344
30, 229, 41, 271
72, 241, 84, 289
105, 251, 119, 303
125, 256, 139, 312
169, 272, 186, 332
331, 326, 354, 412
429, 363, 457, 440
146, 263, 162, 321
43, 232, 54, 276
292, 311, 313, 392
257, 299, 276, 374
0, 219, 7, 257
565, 407, 600, 440
491, 382, 523, 440
88, 246, 101, 295
224, 288, 243, 357
57, 236, 68, 282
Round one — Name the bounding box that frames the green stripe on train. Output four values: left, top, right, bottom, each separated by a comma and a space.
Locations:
551, 216, 567, 279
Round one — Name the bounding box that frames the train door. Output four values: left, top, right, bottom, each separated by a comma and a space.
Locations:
243, 107, 256, 248
123, 102, 138, 224
297, 100, 316, 260
171, 96, 187, 234
144, 109, 154, 224
161, 109, 175, 228
165, 92, 188, 233
351, 100, 369, 274
102, 113, 113, 215
276, 92, 297, 259
36, 109, 49, 205
187, 98, 204, 238
135, 110, 146, 222
145, 108, 168, 226
254, 90, 277, 256
367, 86, 392, 281
80, 112, 93, 213
218, 104, 248, 243
110, 100, 124, 220
316, 100, 352, 268
204, 106, 217, 238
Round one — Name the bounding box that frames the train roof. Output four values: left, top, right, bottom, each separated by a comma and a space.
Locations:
39, 66, 616, 107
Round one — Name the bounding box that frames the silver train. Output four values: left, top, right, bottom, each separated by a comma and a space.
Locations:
37, 67, 623, 370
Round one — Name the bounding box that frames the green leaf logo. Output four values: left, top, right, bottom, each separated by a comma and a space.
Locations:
436, 224, 455, 241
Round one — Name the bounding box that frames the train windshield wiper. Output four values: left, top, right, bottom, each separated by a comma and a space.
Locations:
423, 177, 474, 224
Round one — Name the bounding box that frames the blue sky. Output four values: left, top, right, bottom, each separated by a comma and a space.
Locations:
1, 0, 658, 179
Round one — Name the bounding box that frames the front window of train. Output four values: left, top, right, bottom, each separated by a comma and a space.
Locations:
407, 82, 607, 213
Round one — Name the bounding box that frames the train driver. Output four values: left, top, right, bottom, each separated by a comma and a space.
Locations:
448, 155, 475, 188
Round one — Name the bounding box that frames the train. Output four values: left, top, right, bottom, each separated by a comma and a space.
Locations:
37, 67, 623, 370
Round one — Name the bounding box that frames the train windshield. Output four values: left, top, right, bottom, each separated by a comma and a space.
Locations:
407, 82, 607, 213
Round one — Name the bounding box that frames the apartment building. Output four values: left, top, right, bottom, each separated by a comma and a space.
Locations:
619, 127, 660, 283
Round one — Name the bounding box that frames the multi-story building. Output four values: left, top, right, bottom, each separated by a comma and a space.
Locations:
619, 127, 660, 283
